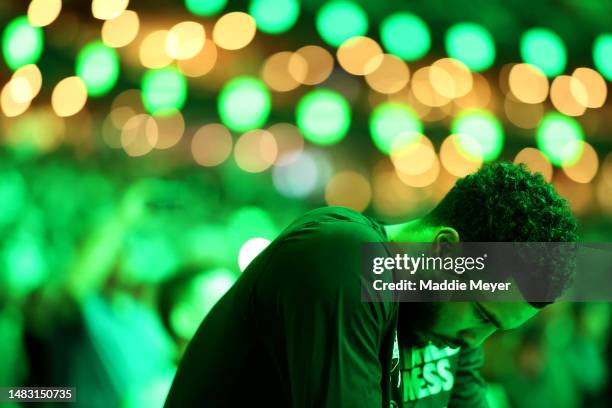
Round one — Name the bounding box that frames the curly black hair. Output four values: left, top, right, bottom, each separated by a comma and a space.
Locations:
425, 162, 578, 305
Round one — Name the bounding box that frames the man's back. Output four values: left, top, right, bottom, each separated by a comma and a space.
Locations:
165, 207, 396, 407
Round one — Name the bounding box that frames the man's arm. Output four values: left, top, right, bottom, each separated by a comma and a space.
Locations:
448, 346, 489, 408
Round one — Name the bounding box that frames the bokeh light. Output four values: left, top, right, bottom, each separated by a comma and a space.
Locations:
504, 97, 544, 129
28, 0, 62, 27
139, 30, 173, 69
439, 134, 483, 177
76, 41, 120, 97
218, 77, 271, 132
166, 22, 205, 60
290, 45, 334, 85
102, 10, 139, 48
296, 89, 351, 145
572, 67, 607, 109
249, 0, 300, 34
234, 129, 277, 173
451, 109, 503, 161
185, 0, 227, 17
9, 64, 42, 104
177, 36, 217, 77
337, 36, 383, 76
536, 112, 584, 166
445, 22, 495, 72
1, 82, 31, 117
429, 58, 473, 99
262, 51, 305, 92
141, 67, 187, 115
514, 147, 553, 182
91, 0, 128, 20
238, 238, 270, 271
593, 33, 612, 81
51, 76, 88, 117
365, 54, 410, 94
121, 113, 158, 157
391, 136, 440, 187
152, 109, 185, 149
520, 28, 566, 77
508, 63, 549, 104
2, 16, 44, 70
273, 151, 320, 198
562, 141, 599, 184
411, 66, 451, 108
315, 0, 368, 47
325, 171, 371, 211
550, 75, 587, 117
370, 102, 422, 155
213, 12, 256, 50
380, 12, 430, 61
267, 123, 304, 166
191, 123, 233, 166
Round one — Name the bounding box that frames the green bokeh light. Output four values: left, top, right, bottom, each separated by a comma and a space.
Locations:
536, 112, 584, 166
451, 109, 504, 161
369, 102, 422, 155
249, 0, 300, 34
2, 16, 44, 70
593, 33, 612, 81
380, 12, 430, 61
141, 67, 187, 115
520, 28, 566, 77
445, 23, 495, 72
218, 77, 271, 132
296, 89, 351, 146
315, 0, 368, 47
76, 41, 120, 97
184, 0, 227, 16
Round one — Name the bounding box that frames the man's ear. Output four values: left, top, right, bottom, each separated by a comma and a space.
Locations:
432, 227, 460, 257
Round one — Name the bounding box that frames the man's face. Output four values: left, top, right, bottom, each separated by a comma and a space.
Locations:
406, 301, 539, 349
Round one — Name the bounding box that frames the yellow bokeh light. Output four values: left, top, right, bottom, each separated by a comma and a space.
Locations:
10, 64, 42, 103
192, 123, 233, 166
51, 76, 88, 117
92, 0, 129, 20
325, 171, 372, 212
140, 30, 173, 69
439, 134, 482, 177
262, 52, 305, 92
28, 0, 62, 27
391, 136, 439, 187
102, 10, 139, 48
234, 129, 277, 173
166, 21, 205, 60
430, 58, 472, 99
213, 12, 256, 50
513, 147, 552, 182
289, 45, 334, 85
411, 67, 450, 107
177, 36, 217, 77
121, 113, 157, 157
454, 73, 491, 109
508, 63, 549, 104
337, 36, 383, 76
562, 141, 599, 184
550, 75, 587, 116
365, 54, 410, 94
152, 109, 185, 149
1, 83, 31, 117
572, 67, 607, 109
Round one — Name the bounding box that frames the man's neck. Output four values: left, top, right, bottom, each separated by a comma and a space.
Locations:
384, 218, 439, 242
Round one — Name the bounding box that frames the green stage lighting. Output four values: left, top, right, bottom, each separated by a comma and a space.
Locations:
451, 109, 504, 161
218, 77, 271, 132
141, 67, 187, 115
296, 89, 351, 145
76, 41, 120, 97
369, 102, 422, 155
315, 0, 368, 47
536, 113, 584, 166
445, 23, 495, 72
2, 16, 44, 70
520, 28, 566, 77
380, 12, 430, 61
185, 0, 227, 16
249, 0, 300, 34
